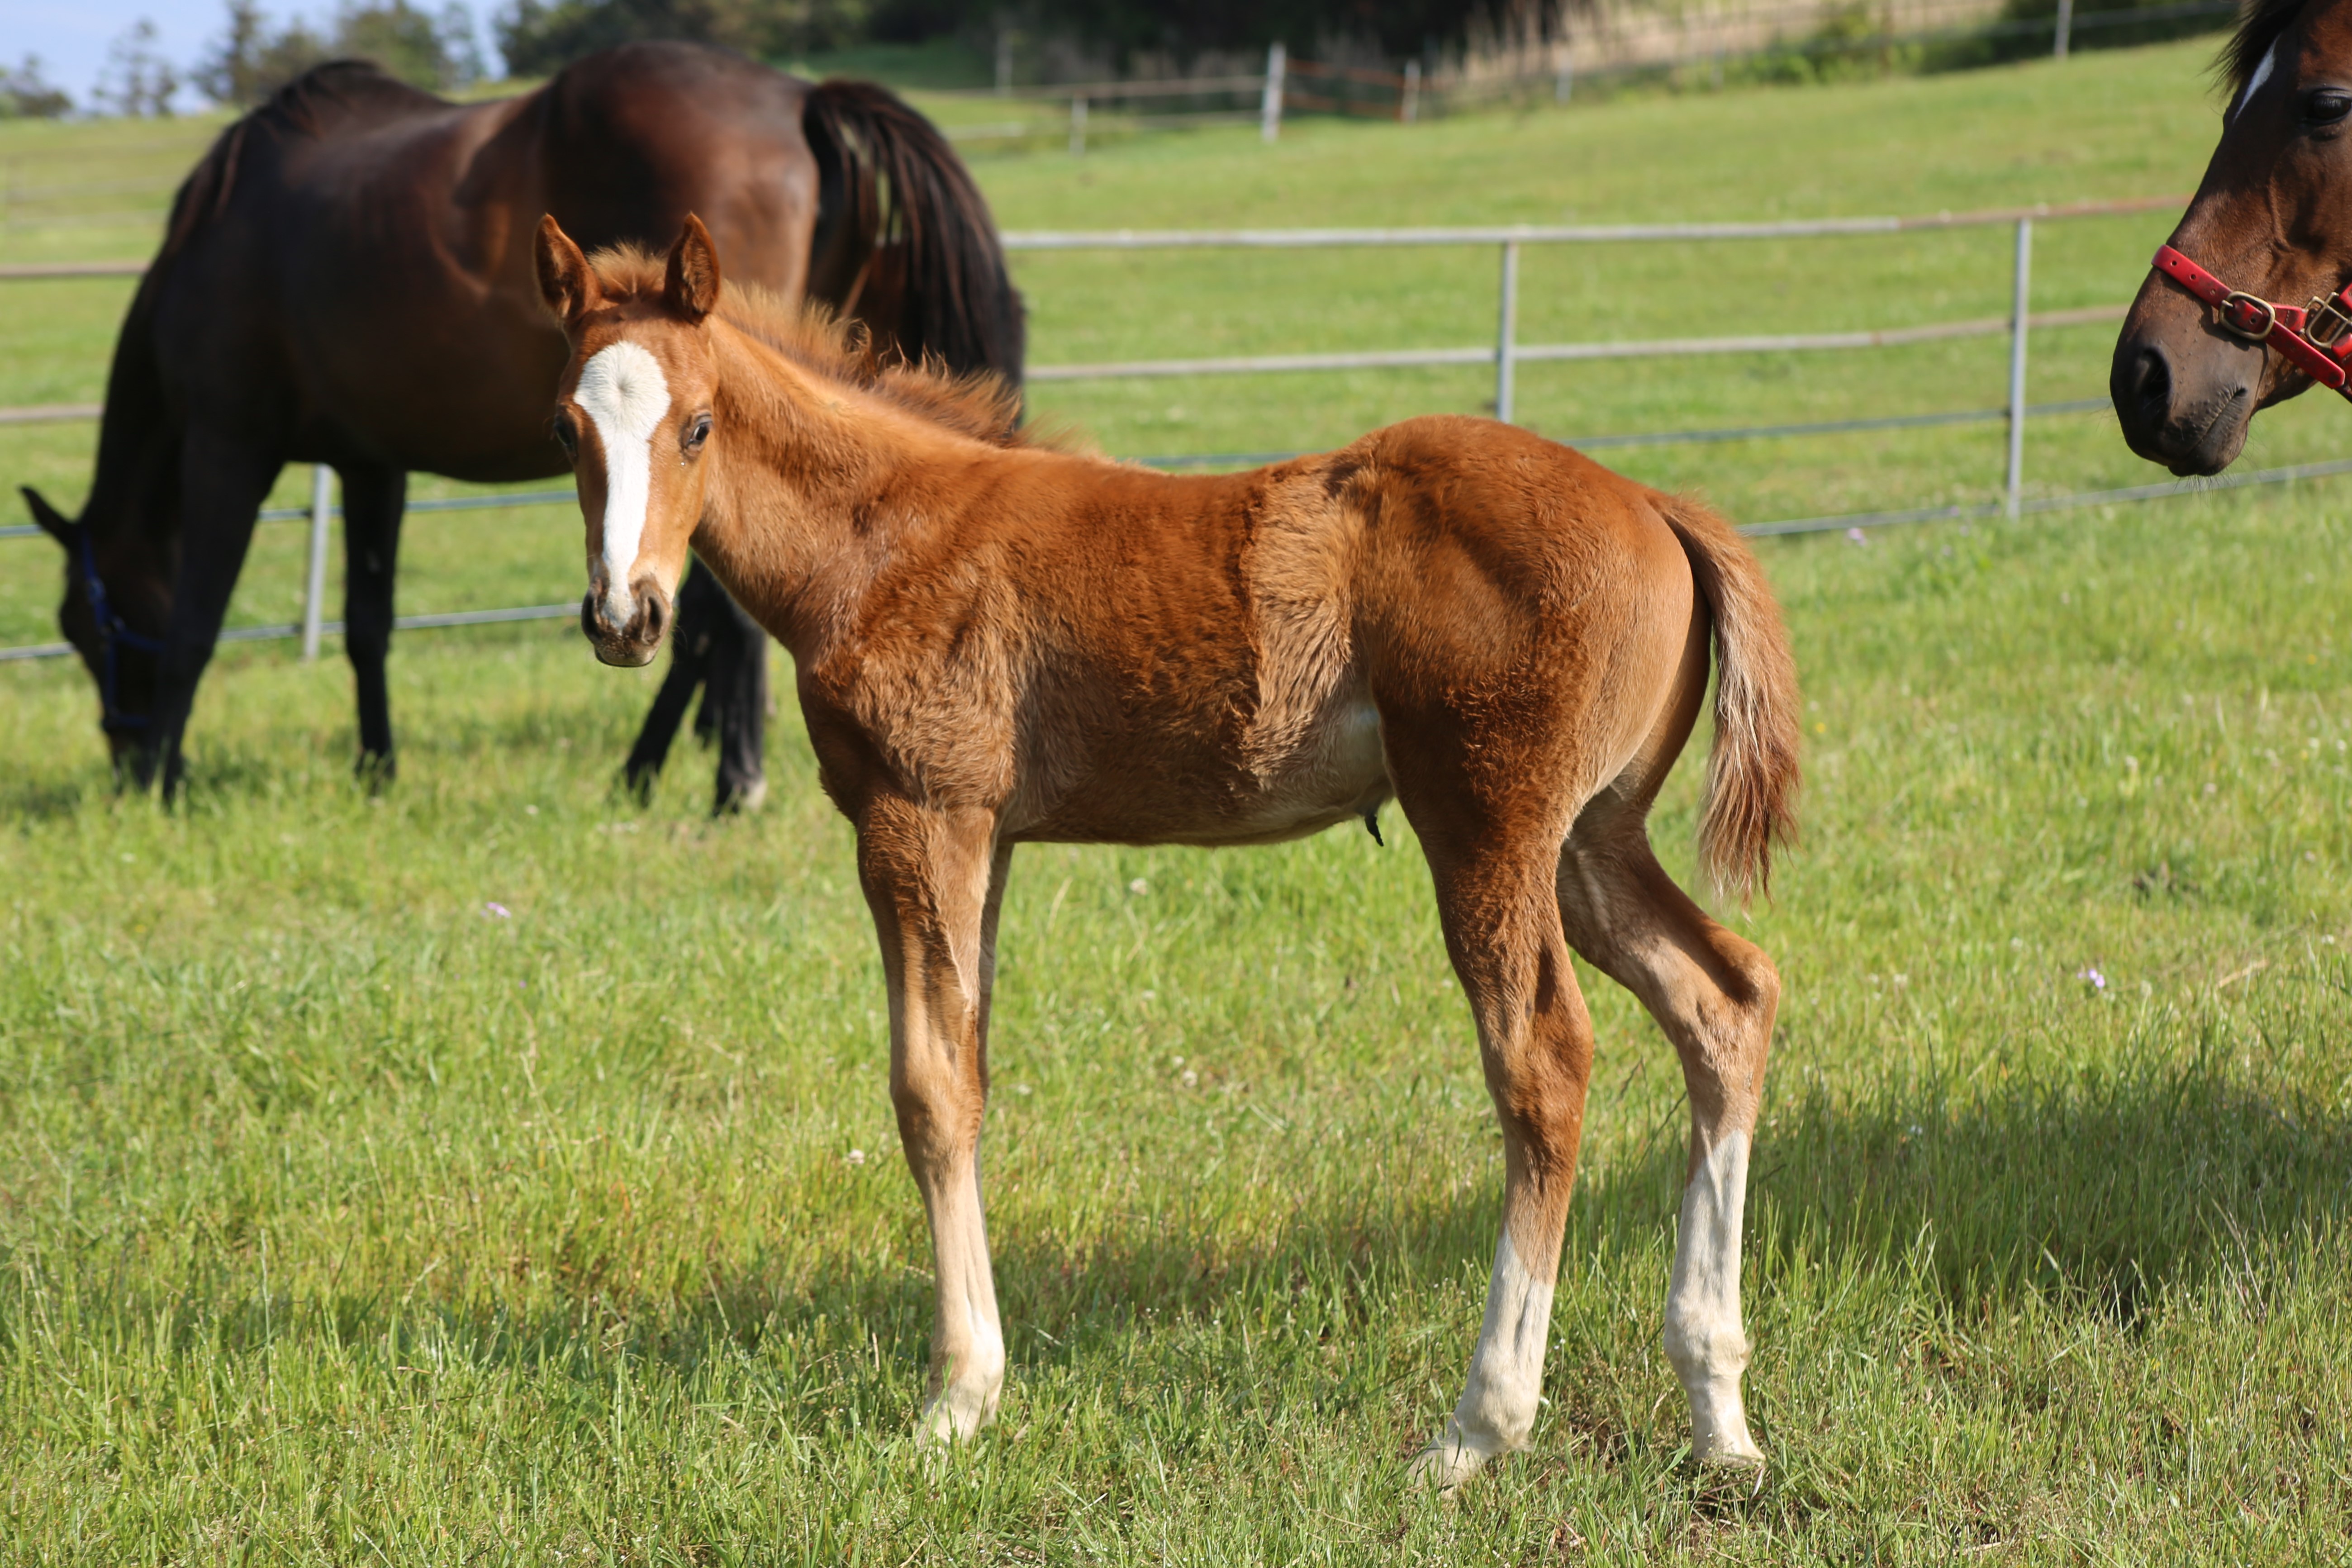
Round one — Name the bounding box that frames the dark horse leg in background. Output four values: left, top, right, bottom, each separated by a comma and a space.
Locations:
623, 557, 767, 813
340, 463, 406, 780
149, 427, 282, 795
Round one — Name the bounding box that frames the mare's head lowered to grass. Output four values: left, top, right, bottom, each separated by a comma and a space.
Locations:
19, 483, 170, 781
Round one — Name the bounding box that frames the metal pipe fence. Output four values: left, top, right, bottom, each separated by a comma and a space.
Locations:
4, 191, 2300, 669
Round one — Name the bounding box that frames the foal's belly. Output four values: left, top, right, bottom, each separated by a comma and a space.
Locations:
1011, 694, 1394, 848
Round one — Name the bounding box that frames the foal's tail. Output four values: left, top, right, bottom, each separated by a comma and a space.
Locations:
1654, 496, 1802, 903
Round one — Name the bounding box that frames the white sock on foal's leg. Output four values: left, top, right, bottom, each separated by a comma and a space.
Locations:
1413, 1230, 1556, 1492
1662, 1129, 1763, 1465
915, 1164, 1005, 1444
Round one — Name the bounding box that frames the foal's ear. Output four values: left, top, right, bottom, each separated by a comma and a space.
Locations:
20, 485, 76, 547
665, 214, 721, 324
534, 215, 601, 329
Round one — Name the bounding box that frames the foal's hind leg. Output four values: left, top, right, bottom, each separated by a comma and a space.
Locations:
855, 795, 1012, 1442
1556, 801, 1778, 1468
1401, 800, 1596, 1493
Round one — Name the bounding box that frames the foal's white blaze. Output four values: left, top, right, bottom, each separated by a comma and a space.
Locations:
2236, 38, 2281, 122
1417, 1231, 1556, 1489
1662, 1129, 1762, 1463
574, 340, 671, 627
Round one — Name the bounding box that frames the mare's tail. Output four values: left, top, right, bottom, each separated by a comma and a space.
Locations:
802, 80, 1026, 381
1654, 496, 1802, 903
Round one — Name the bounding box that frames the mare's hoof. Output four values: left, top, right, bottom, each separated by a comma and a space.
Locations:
354, 751, 397, 792
713, 774, 767, 816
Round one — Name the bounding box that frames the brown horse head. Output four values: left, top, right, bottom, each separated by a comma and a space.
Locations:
20, 480, 173, 777
2114, 0, 2352, 473
537, 214, 723, 668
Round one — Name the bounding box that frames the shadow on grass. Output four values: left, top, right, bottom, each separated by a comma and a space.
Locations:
19, 1009, 2344, 1441
1576, 1034, 2352, 1329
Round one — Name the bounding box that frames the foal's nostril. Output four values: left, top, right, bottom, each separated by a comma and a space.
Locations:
639, 589, 670, 646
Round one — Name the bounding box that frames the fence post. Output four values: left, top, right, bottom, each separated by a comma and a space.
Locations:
1495, 240, 1520, 425
996, 25, 1014, 93
1555, 51, 1573, 104
1070, 95, 1088, 156
1401, 60, 1420, 123
1261, 43, 1287, 143
2053, 0, 2073, 58
301, 464, 333, 661
2006, 218, 2033, 520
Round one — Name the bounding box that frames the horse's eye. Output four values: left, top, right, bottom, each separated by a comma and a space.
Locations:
551, 412, 580, 463
2304, 89, 2352, 128
682, 412, 713, 455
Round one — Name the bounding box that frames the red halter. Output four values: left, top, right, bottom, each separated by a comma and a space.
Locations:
2151, 243, 2352, 399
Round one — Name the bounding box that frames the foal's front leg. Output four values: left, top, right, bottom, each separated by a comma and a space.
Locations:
856, 797, 1013, 1442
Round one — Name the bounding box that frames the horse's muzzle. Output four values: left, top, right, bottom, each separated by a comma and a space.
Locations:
583, 579, 671, 668
2110, 326, 2257, 477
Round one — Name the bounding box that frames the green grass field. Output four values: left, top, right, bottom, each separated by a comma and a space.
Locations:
4, 41, 2351, 1563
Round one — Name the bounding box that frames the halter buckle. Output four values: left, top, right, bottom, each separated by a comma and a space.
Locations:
2308, 293, 2352, 351
2220, 291, 2279, 342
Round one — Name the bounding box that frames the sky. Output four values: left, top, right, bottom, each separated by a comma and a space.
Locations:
6, 0, 505, 111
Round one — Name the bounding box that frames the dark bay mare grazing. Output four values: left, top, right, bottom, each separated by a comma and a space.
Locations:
2113, 0, 2352, 471
535, 216, 1801, 1489
18, 43, 1023, 802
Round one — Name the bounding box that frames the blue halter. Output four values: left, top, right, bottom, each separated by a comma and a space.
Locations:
75, 529, 165, 734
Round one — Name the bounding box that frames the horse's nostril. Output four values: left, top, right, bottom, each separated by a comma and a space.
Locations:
2133, 346, 2173, 424
640, 590, 670, 645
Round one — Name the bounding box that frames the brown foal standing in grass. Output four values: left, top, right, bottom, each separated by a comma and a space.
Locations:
534, 214, 1801, 1490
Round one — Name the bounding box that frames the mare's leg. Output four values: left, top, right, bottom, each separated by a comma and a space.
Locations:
1555, 798, 1778, 1467
1399, 766, 1594, 1492
339, 464, 405, 781
622, 556, 720, 803
150, 428, 283, 798
856, 795, 1013, 1441
702, 581, 768, 815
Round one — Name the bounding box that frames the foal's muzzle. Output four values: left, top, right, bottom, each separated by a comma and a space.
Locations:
583, 577, 671, 668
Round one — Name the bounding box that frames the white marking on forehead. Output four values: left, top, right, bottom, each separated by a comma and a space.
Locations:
574, 339, 670, 624
2237, 38, 2281, 121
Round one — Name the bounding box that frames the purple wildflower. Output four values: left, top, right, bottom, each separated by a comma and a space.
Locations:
484, 901, 512, 919
2077, 966, 2105, 990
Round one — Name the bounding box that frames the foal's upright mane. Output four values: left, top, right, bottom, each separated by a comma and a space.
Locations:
586, 245, 1033, 448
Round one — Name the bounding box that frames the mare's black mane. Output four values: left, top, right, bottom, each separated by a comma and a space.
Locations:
163, 61, 442, 260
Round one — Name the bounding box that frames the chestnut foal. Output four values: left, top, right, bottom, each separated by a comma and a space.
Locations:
536, 216, 1801, 1489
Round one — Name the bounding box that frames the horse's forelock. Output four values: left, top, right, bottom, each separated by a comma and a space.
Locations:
2224, 0, 2312, 99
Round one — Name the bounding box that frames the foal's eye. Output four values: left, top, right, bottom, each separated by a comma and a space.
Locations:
551, 412, 580, 463
2303, 89, 2352, 128
682, 412, 713, 456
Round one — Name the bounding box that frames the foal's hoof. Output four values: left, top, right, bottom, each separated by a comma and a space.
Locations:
1693, 1436, 1767, 1477
914, 1384, 998, 1447
1407, 1426, 1503, 1496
